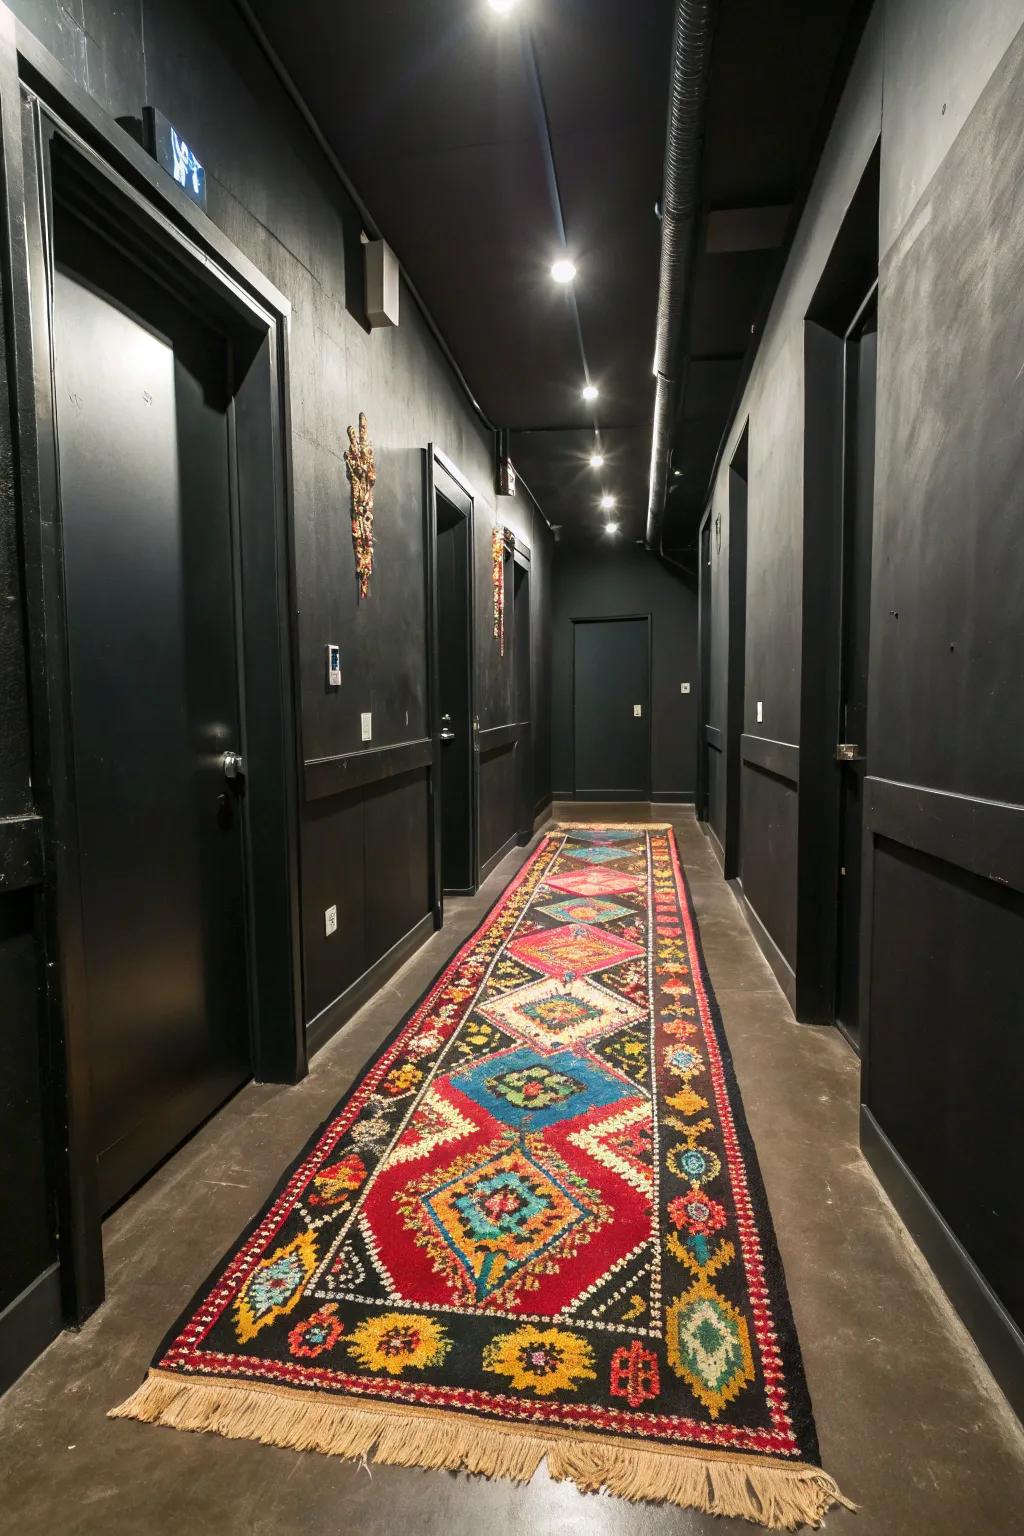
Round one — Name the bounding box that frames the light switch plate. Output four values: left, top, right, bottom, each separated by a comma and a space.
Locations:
360, 712, 372, 742
633, 703, 642, 717
756, 701, 763, 723
324, 904, 338, 937
680, 682, 691, 695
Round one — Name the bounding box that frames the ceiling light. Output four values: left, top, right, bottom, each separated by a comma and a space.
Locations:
487, 0, 518, 12
550, 257, 576, 283
600, 493, 616, 511
589, 452, 605, 469
581, 383, 599, 402
604, 521, 620, 536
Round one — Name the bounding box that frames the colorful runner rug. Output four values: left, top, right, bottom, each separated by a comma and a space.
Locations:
113, 824, 851, 1529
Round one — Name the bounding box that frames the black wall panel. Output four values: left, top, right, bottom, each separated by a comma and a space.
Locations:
0, 893, 52, 1311
551, 546, 697, 800
867, 840, 1023, 1329
739, 766, 798, 969
479, 744, 517, 867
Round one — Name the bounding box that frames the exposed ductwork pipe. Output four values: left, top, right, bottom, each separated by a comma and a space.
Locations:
646, 0, 717, 553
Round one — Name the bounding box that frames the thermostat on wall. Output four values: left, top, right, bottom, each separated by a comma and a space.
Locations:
326, 644, 342, 687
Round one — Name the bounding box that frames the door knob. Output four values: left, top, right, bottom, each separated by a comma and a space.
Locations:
222, 750, 246, 780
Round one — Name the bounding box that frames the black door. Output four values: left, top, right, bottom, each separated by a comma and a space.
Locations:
513, 558, 532, 838
53, 205, 250, 1211
698, 521, 712, 821
834, 303, 878, 1046
724, 441, 749, 878
436, 495, 474, 892
573, 618, 650, 800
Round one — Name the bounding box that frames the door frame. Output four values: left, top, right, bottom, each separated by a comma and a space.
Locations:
696, 510, 713, 824
425, 444, 478, 923
723, 427, 749, 879
796, 284, 878, 1029
0, 13, 303, 1325
512, 543, 533, 845
569, 614, 652, 802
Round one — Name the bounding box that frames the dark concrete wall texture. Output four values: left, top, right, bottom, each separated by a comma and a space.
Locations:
700, 0, 1024, 1389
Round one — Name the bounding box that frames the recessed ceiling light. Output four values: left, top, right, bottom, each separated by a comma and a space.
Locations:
604, 521, 620, 536
487, 0, 518, 12
550, 257, 577, 283
600, 493, 616, 511
581, 383, 599, 402
589, 452, 605, 469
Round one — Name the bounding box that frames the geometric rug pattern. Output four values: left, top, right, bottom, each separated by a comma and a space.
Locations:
113, 824, 849, 1529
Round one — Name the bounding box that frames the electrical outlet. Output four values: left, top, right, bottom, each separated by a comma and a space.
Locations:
361, 712, 372, 742
680, 682, 691, 695
756, 701, 763, 723
324, 904, 338, 937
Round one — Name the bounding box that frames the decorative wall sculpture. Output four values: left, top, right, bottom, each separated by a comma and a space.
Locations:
345, 412, 376, 600
492, 525, 508, 656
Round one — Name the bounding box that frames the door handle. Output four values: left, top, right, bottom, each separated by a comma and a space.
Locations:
440, 713, 455, 743
222, 750, 246, 780
440, 730, 456, 742
835, 743, 864, 763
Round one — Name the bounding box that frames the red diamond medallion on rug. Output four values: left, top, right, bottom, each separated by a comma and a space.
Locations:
543, 865, 639, 897
506, 921, 643, 978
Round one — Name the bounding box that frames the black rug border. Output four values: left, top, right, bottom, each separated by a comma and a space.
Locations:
144, 824, 823, 1469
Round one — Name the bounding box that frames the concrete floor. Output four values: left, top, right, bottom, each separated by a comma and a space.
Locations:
2, 805, 1022, 1534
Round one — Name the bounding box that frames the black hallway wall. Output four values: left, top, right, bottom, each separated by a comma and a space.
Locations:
551, 546, 697, 802
699, 0, 1024, 1412
2, 0, 552, 1025
0, 0, 552, 1384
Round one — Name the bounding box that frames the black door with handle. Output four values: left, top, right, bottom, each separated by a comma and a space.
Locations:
573, 617, 651, 800
54, 204, 251, 1211
436, 494, 474, 893
834, 305, 878, 1046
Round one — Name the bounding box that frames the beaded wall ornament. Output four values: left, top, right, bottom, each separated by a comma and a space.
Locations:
492, 525, 507, 656
344, 412, 376, 600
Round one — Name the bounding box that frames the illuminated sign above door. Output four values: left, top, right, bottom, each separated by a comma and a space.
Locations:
142, 105, 207, 212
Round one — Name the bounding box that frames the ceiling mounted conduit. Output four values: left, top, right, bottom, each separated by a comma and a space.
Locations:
646, 0, 717, 558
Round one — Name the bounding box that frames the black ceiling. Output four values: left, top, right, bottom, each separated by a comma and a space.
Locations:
251, 0, 863, 550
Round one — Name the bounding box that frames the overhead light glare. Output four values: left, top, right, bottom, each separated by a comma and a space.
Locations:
600, 493, 616, 511
487, 0, 518, 11
604, 521, 620, 536
589, 452, 605, 469
550, 257, 577, 284
581, 383, 599, 402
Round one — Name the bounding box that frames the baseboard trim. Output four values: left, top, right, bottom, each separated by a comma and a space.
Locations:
729, 878, 797, 1012
570, 790, 649, 803
651, 791, 696, 804
306, 912, 434, 1058
532, 799, 553, 834
0, 1263, 62, 1396
705, 823, 726, 872
860, 1106, 1024, 1424
480, 832, 519, 883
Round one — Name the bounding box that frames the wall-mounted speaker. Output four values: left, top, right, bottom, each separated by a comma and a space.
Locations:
364, 238, 400, 328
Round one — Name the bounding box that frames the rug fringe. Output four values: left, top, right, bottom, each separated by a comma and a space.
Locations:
111, 1373, 855, 1531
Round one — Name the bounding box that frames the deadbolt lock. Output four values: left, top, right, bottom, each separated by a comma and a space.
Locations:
222, 750, 246, 780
